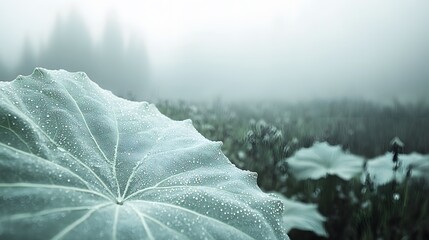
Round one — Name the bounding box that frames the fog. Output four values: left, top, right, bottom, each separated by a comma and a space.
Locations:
1, 0, 428, 103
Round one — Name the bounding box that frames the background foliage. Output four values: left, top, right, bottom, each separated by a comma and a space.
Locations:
157, 100, 429, 240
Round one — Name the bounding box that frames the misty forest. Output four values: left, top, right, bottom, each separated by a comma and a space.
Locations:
1, 1, 429, 240
0, 11, 148, 99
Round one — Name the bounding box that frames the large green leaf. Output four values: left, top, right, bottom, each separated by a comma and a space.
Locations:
0, 68, 288, 240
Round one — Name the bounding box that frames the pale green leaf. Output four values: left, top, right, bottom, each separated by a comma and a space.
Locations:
286, 142, 364, 180
270, 193, 327, 237
364, 152, 429, 186
0, 68, 288, 240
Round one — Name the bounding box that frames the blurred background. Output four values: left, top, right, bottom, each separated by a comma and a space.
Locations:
1, 0, 429, 103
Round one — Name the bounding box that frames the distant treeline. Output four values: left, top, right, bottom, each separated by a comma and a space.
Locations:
0, 10, 148, 100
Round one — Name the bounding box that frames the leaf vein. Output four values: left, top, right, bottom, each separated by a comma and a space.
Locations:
130, 200, 254, 240
0, 142, 92, 190
0, 93, 115, 198
51, 202, 112, 240
0, 183, 112, 201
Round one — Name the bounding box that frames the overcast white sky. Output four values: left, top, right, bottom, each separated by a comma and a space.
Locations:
1, 0, 293, 65
1, 0, 429, 102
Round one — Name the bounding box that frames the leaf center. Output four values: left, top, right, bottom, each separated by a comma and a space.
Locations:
116, 197, 124, 205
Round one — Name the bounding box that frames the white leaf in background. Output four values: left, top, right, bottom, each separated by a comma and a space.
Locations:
0, 68, 288, 240
402, 153, 429, 181
363, 153, 399, 186
271, 193, 328, 237
286, 142, 364, 180
364, 152, 429, 186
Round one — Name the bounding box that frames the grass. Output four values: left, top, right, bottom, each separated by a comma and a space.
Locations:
156, 99, 429, 240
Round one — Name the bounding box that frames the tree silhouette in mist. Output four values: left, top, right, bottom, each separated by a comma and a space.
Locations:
0, 10, 148, 100
40, 10, 94, 73
16, 37, 37, 76
0, 60, 10, 80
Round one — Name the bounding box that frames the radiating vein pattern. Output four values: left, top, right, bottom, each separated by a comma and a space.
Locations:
0, 68, 288, 240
